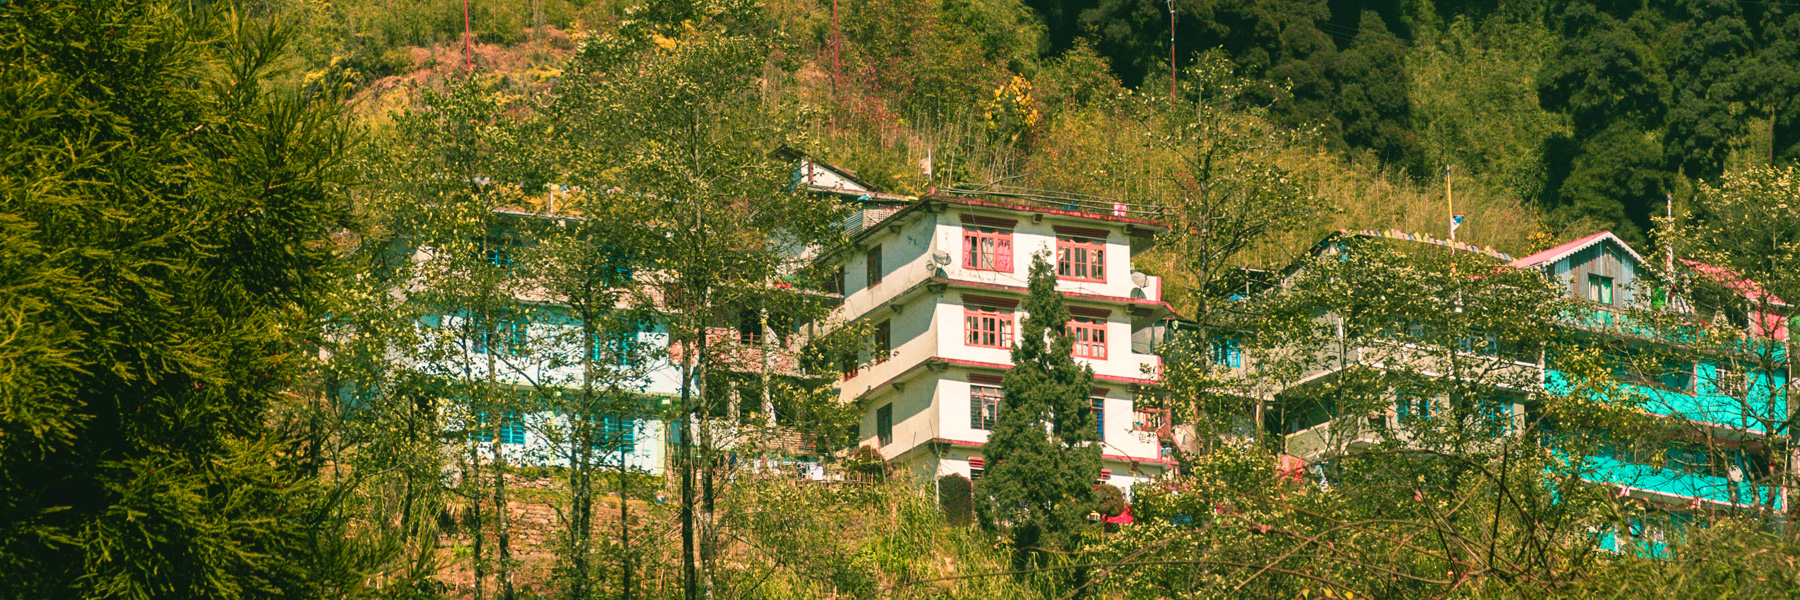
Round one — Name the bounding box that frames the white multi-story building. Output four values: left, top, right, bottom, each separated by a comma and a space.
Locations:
817, 186, 1177, 491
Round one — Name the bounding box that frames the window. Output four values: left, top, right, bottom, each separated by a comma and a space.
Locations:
840, 352, 859, 380
476, 412, 526, 445
865, 246, 883, 286
1133, 408, 1164, 432
827, 265, 846, 295
480, 235, 517, 270
1397, 391, 1432, 420
1714, 364, 1747, 398
1068, 318, 1107, 359
1057, 236, 1106, 281
1458, 332, 1499, 357
738, 309, 764, 345
500, 413, 526, 445
876, 404, 893, 447
1091, 397, 1106, 440
969, 457, 985, 480
590, 327, 639, 367
970, 386, 1003, 430
596, 415, 636, 454
1211, 337, 1242, 367
1480, 402, 1514, 433
964, 305, 1014, 348
873, 320, 891, 364
1588, 274, 1614, 305
1658, 360, 1695, 392
599, 246, 634, 284
963, 226, 1013, 272
1667, 445, 1710, 475
475, 313, 528, 355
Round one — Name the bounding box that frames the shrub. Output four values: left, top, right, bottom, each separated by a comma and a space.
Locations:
938, 473, 974, 526
846, 445, 889, 481
1093, 483, 1126, 517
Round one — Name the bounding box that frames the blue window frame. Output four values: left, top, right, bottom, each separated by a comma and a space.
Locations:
590, 326, 640, 367
475, 412, 526, 445
1211, 337, 1242, 368
1480, 402, 1514, 433
1396, 391, 1431, 419
599, 416, 636, 454
475, 313, 529, 355
480, 235, 518, 270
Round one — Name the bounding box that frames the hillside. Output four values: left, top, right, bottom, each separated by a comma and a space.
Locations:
280, 0, 1800, 260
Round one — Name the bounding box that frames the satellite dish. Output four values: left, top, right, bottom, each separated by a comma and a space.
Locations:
1130, 271, 1148, 288
932, 250, 952, 266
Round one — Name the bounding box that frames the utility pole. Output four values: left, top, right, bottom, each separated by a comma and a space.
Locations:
1169, 0, 1177, 102
463, 0, 472, 72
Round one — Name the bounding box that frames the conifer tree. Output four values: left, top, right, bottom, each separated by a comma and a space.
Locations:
977, 254, 1102, 581
0, 1, 364, 596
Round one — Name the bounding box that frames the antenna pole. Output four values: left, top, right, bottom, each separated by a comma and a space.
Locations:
832, 0, 842, 93
1169, 0, 1177, 102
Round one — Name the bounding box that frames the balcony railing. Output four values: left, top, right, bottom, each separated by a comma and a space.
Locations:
942, 185, 1171, 222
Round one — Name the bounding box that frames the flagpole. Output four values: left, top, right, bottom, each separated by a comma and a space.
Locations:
1445, 166, 1455, 242
1666, 191, 1674, 273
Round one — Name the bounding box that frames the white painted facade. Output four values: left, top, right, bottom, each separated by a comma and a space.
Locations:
826, 195, 1176, 492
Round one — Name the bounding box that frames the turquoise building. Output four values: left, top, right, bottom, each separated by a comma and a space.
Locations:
1254, 229, 1789, 556
1514, 232, 1788, 516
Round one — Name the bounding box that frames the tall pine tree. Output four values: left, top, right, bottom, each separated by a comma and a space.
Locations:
977, 254, 1102, 581
0, 1, 360, 596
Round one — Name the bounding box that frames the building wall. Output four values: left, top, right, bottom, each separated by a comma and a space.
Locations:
832, 201, 1170, 485
468, 413, 666, 475
414, 310, 684, 476
1542, 235, 1786, 512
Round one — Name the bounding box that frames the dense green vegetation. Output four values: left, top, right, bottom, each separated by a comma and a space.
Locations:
0, 1, 366, 596
8, 0, 1800, 599
273, 0, 1800, 249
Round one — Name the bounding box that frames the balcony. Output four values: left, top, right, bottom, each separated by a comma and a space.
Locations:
1284, 419, 1383, 461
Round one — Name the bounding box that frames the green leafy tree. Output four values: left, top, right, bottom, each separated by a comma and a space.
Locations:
1096, 240, 1640, 599
977, 255, 1102, 584
1331, 11, 1422, 175
1663, 0, 1756, 180
0, 1, 370, 596
546, 2, 853, 596
1109, 53, 1320, 457
1664, 165, 1800, 516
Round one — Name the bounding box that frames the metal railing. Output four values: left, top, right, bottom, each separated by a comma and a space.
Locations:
943, 184, 1171, 221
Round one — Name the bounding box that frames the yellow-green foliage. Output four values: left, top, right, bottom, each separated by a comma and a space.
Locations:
714, 476, 1033, 599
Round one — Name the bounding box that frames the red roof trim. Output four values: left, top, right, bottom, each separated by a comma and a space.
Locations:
935, 358, 1158, 387
1508, 231, 1646, 269
850, 356, 1158, 405
1679, 259, 1790, 307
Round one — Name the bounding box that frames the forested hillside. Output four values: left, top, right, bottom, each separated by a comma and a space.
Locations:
272, 0, 1800, 253
13, 1, 1800, 599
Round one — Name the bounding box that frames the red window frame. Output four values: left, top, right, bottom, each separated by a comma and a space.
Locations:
964, 305, 1014, 348
963, 226, 1013, 272
970, 385, 1003, 430
1057, 236, 1105, 282
1068, 317, 1107, 360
